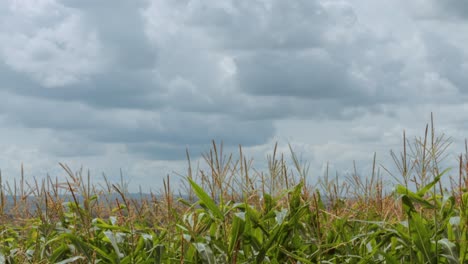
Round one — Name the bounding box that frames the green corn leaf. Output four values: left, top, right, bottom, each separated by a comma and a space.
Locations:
55, 256, 86, 264
409, 212, 432, 262
401, 195, 416, 213
154, 244, 165, 264
49, 244, 70, 263
188, 178, 224, 220
228, 212, 245, 255
438, 238, 458, 264
194, 243, 216, 264
256, 220, 288, 263
289, 182, 304, 211
416, 168, 450, 197
397, 186, 435, 211
61, 233, 115, 264
59, 233, 94, 262
279, 246, 314, 264
103, 231, 124, 261
93, 221, 130, 232
263, 193, 274, 213
377, 251, 399, 264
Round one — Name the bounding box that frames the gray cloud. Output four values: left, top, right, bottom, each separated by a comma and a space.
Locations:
0, 88, 275, 160
186, 0, 328, 50
436, 1, 468, 19
423, 34, 468, 92
0, 0, 468, 190
0, 65, 163, 109
42, 135, 107, 157
236, 50, 367, 99
0, 14, 103, 88
60, 0, 156, 69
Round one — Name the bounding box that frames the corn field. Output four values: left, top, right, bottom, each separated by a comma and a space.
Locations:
1, 120, 468, 263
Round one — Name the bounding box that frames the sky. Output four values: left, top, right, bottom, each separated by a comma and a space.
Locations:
1, 0, 468, 192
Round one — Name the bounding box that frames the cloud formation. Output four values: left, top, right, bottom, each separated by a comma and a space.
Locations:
0, 0, 467, 190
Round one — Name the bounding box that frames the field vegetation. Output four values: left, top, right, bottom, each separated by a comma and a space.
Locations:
1, 117, 468, 263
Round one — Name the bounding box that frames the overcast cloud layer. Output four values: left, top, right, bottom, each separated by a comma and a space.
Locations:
1, 0, 468, 191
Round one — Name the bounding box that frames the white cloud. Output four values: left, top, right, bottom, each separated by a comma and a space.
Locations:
1, 14, 104, 87
8, 0, 62, 18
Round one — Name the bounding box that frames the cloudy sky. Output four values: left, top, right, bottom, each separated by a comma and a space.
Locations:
1, 0, 468, 191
